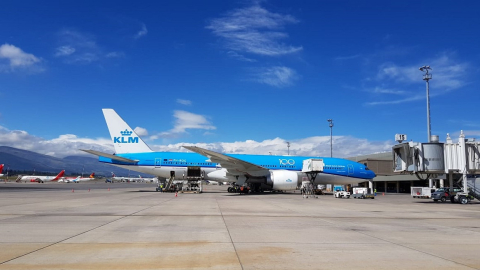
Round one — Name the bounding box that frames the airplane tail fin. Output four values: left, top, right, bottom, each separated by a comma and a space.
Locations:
89, 173, 95, 178
112, 172, 115, 177
102, 109, 153, 154
0, 164, 3, 174
52, 170, 65, 181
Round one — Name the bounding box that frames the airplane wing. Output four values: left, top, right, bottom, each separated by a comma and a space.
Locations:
80, 149, 138, 164
182, 146, 269, 176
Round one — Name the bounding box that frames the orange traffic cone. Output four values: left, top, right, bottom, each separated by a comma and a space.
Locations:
72, 189, 74, 193
88, 189, 90, 192
175, 192, 178, 197
108, 188, 110, 191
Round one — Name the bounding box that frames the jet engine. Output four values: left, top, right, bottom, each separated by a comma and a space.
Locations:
267, 170, 299, 190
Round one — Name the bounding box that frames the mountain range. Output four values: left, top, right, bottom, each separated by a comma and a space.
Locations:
0, 146, 154, 177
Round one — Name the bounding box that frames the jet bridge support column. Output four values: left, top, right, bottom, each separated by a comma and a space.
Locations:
459, 132, 469, 193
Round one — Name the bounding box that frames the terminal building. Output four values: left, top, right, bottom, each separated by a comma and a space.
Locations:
347, 152, 425, 193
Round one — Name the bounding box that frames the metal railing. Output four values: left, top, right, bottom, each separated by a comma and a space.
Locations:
467, 182, 480, 201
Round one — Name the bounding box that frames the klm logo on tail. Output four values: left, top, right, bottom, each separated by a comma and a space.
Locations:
114, 129, 139, 144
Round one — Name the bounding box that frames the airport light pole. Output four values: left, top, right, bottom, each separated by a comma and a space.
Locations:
419, 65, 432, 142
328, 119, 334, 157
287, 142, 290, 155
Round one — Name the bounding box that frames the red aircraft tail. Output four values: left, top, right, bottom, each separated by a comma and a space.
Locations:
52, 170, 66, 181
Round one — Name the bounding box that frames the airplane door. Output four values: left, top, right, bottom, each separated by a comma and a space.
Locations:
155, 158, 162, 168
348, 164, 354, 175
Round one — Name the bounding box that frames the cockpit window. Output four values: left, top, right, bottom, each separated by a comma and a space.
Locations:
364, 163, 370, 170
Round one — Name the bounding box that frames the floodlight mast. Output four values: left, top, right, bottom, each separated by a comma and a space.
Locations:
419, 66, 432, 142
328, 119, 334, 157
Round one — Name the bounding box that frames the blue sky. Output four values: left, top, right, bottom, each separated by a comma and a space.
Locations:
0, 0, 479, 158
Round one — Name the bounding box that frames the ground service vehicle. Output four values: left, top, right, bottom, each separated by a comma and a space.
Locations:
431, 187, 461, 202
334, 190, 350, 198
351, 187, 374, 199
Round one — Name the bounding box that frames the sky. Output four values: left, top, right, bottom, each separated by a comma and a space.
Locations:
0, 0, 479, 159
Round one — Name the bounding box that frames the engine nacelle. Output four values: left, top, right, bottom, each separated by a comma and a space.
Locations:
207, 169, 242, 183
268, 170, 299, 190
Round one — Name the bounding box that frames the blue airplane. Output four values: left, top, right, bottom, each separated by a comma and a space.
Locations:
82, 109, 375, 192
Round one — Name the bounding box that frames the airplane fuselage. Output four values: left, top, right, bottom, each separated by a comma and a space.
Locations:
99, 152, 375, 186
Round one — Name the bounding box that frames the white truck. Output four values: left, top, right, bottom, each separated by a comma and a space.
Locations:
334, 189, 350, 198
411, 187, 434, 199
351, 187, 375, 199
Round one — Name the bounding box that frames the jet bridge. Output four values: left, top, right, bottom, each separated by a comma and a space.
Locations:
393, 131, 480, 204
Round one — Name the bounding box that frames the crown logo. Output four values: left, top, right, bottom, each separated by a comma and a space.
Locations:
120, 129, 133, 136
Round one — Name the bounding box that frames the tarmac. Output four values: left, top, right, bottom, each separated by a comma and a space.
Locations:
0, 181, 480, 270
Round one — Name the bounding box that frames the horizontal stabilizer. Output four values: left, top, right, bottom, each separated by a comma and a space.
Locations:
81, 149, 138, 164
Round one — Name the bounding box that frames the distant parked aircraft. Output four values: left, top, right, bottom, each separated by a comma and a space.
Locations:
16, 170, 65, 183
59, 173, 95, 183
110, 172, 155, 182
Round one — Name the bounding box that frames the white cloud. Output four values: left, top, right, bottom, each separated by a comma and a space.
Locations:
176, 99, 192, 105
134, 127, 148, 136
376, 54, 468, 91
0, 125, 113, 158
150, 136, 393, 158
227, 51, 257, 62
364, 95, 424, 106
0, 43, 43, 72
207, 4, 302, 57
54, 45, 75, 57
0, 125, 393, 159
368, 53, 468, 105
370, 87, 406, 95
254, 66, 298, 87
55, 30, 125, 64
134, 23, 148, 39
151, 110, 216, 139
55, 30, 103, 64
105, 51, 125, 58
334, 54, 362, 61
